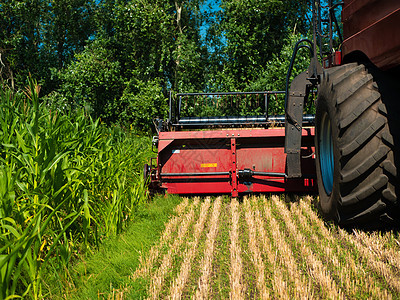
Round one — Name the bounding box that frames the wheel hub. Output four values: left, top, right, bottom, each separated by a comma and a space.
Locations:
319, 113, 334, 195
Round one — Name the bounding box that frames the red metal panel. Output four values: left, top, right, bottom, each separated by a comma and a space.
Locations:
154, 128, 317, 196
159, 140, 231, 176
342, 0, 399, 39
342, 0, 400, 69
163, 181, 232, 194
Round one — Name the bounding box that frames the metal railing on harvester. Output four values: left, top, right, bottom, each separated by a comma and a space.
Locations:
168, 91, 315, 129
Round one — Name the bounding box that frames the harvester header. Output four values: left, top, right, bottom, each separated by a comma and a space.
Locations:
146, 91, 317, 198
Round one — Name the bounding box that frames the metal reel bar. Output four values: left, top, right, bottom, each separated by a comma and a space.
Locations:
173, 91, 286, 128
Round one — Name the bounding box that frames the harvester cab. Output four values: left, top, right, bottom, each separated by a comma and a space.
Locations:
146, 0, 400, 227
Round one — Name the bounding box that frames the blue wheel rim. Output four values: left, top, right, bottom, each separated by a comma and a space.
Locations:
320, 113, 334, 195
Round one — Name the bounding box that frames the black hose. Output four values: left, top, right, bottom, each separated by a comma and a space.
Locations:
284, 39, 314, 111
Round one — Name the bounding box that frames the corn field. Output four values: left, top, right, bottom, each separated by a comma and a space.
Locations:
0, 79, 150, 299
131, 195, 400, 299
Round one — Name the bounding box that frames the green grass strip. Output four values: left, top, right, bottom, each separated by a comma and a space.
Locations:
47, 194, 183, 299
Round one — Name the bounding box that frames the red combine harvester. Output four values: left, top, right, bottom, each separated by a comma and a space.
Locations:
148, 92, 317, 198
146, 0, 400, 227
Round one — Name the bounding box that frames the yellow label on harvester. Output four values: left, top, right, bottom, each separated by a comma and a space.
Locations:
201, 163, 217, 168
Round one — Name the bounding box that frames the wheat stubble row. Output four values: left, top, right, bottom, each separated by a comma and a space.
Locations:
131, 196, 400, 299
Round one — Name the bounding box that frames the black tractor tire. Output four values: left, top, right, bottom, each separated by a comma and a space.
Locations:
315, 63, 399, 227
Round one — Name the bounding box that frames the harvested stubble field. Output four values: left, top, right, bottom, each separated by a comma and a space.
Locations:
131, 195, 400, 299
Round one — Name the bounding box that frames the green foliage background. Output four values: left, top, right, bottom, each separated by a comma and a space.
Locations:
0, 0, 313, 131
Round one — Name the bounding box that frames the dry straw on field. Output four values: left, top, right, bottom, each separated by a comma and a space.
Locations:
195, 197, 222, 299
271, 195, 343, 299
133, 197, 191, 280
229, 197, 244, 299
148, 198, 199, 299
339, 227, 400, 293
299, 197, 393, 299
243, 197, 270, 299
174, 197, 190, 215
354, 230, 400, 272
293, 199, 390, 299
169, 197, 211, 299
258, 196, 313, 299
131, 195, 400, 300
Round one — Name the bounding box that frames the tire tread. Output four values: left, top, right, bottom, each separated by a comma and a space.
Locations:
317, 63, 398, 226
340, 116, 385, 156
339, 91, 380, 129
341, 174, 388, 206
340, 145, 389, 183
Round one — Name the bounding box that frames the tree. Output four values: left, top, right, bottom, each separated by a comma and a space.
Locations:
0, 0, 44, 88
55, 39, 124, 123
0, 0, 96, 91
171, 0, 208, 92
120, 76, 168, 132
206, 0, 310, 91
246, 32, 312, 114
53, 0, 208, 128
41, 0, 95, 68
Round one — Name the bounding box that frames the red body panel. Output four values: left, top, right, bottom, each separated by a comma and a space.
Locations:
342, 0, 400, 70
152, 128, 317, 196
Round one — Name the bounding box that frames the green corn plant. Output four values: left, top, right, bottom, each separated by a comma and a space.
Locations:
0, 199, 80, 299
0, 77, 152, 299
